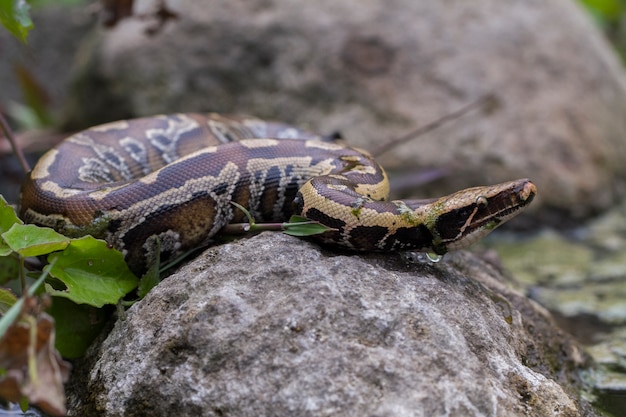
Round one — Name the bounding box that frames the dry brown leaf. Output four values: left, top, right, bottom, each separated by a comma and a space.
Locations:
0, 311, 71, 416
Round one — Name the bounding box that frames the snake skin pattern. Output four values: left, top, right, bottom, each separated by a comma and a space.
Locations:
20, 113, 536, 275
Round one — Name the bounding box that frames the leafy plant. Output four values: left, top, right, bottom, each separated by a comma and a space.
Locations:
0, 195, 138, 414
0, 196, 138, 341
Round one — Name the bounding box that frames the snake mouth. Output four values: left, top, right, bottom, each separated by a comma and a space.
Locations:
488, 179, 537, 222
431, 178, 537, 252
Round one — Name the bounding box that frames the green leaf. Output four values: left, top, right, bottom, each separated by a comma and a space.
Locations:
18, 64, 54, 125
230, 201, 255, 225
0, 288, 18, 314
137, 265, 160, 298
0, 297, 24, 338
47, 296, 107, 358
0, 195, 22, 256
282, 215, 336, 237
0, 243, 13, 257
1, 223, 70, 257
137, 237, 160, 298
0, 255, 20, 284
0, 195, 22, 232
45, 236, 138, 307
0, 0, 34, 42
0, 270, 47, 340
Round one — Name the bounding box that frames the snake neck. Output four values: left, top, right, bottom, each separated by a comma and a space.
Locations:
295, 178, 536, 254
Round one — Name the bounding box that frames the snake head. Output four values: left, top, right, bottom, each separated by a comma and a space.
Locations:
426, 178, 536, 254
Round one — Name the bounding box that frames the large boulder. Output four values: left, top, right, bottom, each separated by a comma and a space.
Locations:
66, 233, 594, 416
61, 0, 626, 226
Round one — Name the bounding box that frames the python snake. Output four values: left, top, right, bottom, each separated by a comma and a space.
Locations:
19, 113, 536, 275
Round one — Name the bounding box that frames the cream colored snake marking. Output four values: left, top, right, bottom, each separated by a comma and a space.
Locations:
19, 113, 536, 275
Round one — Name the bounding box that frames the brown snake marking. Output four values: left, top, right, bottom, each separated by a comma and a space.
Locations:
19, 113, 536, 275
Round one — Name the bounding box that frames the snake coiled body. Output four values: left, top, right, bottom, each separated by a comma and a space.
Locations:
19, 113, 536, 275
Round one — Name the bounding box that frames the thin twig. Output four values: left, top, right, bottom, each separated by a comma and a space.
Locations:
220, 223, 254, 235
369, 94, 495, 157
0, 112, 31, 174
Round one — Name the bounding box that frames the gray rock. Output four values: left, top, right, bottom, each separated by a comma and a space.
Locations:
67, 233, 594, 417
62, 0, 626, 225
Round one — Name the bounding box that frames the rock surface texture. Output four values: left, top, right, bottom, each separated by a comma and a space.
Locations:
63, 0, 626, 225
67, 233, 594, 417
489, 198, 626, 415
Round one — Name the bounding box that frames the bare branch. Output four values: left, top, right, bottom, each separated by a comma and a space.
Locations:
0, 112, 31, 174
370, 94, 496, 157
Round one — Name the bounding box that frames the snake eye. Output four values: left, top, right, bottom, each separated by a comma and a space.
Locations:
475, 195, 488, 207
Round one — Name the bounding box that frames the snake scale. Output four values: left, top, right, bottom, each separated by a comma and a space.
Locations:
19, 113, 536, 275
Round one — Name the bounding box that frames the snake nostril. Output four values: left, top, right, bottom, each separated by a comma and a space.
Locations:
515, 180, 537, 205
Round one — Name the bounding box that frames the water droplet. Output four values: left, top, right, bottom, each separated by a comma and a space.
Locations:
426, 253, 443, 263
402, 251, 444, 264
